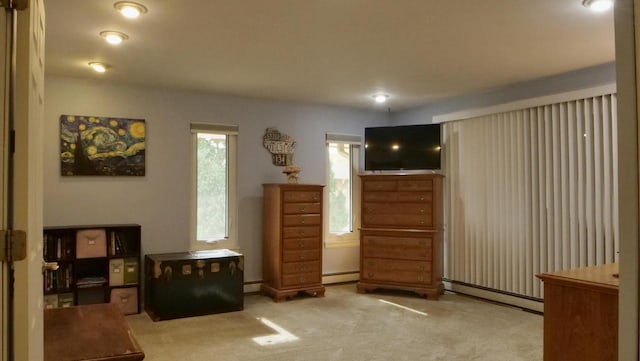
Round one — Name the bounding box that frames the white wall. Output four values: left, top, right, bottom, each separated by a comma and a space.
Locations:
44, 76, 390, 283
393, 62, 617, 125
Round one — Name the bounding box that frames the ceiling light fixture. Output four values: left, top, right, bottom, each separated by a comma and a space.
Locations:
88, 62, 110, 73
100, 31, 129, 45
582, 0, 614, 12
114, 1, 148, 19
373, 94, 389, 104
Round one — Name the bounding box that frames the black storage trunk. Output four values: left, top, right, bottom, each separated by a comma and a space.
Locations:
144, 249, 244, 321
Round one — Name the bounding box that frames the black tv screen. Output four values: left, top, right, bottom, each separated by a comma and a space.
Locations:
365, 124, 441, 171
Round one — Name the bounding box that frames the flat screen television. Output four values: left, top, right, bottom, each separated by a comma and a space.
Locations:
364, 124, 441, 171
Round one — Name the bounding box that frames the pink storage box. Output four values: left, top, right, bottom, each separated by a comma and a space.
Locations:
110, 287, 138, 315
75, 229, 107, 259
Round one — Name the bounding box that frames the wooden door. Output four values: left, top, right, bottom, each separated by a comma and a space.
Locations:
12, 0, 45, 360
0, 4, 9, 361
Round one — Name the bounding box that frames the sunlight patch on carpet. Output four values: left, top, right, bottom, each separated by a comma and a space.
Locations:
252, 317, 299, 346
378, 299, 429, 316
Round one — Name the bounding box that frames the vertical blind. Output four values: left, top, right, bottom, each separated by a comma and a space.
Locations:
443, 94, 618, 299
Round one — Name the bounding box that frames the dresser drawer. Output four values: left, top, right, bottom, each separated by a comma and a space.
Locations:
283, 191, 321, 203
362, 235, 432, 260
363, 191, 433, 203
283, 202, 321, 214
362, 259, 432, 284
282, 272, 321, 287
397, 179, 433, 191
283, 214, 321, 226
283, 226, 321, 238
363, 203, 433, 216
282, 260, 321, 275
363, 214, 432, 228
283, 249, 321, 262
363, 181, 397, 192
282, 237, 320, 251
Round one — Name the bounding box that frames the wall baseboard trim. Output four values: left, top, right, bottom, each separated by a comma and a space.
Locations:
322, 271, 359, 284
444, 281, 543, 313
243, 282, 262, 294
243, 272, 360, 294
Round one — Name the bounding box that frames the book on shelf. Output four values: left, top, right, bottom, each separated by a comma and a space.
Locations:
76, 276, 107, 288
110, 231, 129, 256
44, 234, 73, 261
43, 264, 73, 292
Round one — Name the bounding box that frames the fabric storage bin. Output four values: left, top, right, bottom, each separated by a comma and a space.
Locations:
109, 258, 125, 286
58, 293, 74, 308
76, 229, 107, 259
110, 287, 138, 315
43, 294, 58, 309
123, 258, 139, 285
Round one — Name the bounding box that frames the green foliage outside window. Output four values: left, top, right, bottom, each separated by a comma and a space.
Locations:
328, 143, 351, 233
197, 133, 227, 240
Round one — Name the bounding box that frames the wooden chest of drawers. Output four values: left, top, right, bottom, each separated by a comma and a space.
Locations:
358, 174, 443, 299
262, 184, 325, 302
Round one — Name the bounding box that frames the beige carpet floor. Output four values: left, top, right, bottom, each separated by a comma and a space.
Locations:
126, 283, 542, 361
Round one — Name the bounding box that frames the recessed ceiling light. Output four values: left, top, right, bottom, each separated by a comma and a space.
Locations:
373, 94, 389, 104
582, 0, 614, 12
88, 62, 110, 73
114, 1, 147, 18
100, 31, 129, 45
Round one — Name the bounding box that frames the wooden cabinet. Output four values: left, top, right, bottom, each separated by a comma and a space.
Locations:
358, 174, 443, 299
262, 184, 326, 302
536, 263, 618, 361
43, 224, 142, 314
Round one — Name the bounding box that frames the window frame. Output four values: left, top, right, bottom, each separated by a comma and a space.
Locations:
190, 122, 238, 251
324, 133, 361, 248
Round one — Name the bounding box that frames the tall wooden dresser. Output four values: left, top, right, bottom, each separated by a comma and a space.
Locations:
358, 173, 443, 299
262, 184, 325, 302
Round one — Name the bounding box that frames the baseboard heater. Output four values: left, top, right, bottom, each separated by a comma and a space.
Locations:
444, 279, 543, 313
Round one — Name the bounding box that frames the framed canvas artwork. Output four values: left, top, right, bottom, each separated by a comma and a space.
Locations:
60, 115, 146, 176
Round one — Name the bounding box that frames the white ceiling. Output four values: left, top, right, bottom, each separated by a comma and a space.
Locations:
44, 0, 615, 111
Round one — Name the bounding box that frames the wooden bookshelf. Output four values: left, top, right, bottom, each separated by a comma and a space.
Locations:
43, 224, 142, 315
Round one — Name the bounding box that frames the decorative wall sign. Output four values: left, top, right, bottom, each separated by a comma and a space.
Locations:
60, 114, 146, 176
263, 127, 295, 166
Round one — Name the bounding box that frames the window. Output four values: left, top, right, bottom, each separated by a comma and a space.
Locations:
191, 123, 238, 250
325, 133, 361, 246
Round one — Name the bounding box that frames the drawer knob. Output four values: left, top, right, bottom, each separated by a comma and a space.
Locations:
299, 242, 304, 248
420, 209, 425, 213
420, 220, 425, 224
301, 219, 305, 224
300, 207, 306, 212
368, 272, 374, 277
300, 231, 306, 235
420, 197, 425, 201
299, 255, 305, 259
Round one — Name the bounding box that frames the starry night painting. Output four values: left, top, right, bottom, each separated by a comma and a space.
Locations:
60, 115, 146, 176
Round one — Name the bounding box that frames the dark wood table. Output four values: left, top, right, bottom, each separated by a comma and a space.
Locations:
537, 263, 618, 361
44, 303, 145, 361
